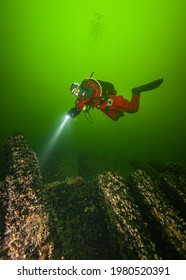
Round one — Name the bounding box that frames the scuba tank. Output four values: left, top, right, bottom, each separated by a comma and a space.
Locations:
89, 72, 117, 97
97, 80, 117, 97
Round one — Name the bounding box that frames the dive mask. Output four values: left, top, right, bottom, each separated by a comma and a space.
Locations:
70, 82, 81, 97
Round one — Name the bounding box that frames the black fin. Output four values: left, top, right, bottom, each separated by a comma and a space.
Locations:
132, 78, 163, 94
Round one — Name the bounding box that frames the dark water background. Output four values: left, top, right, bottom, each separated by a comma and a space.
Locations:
0, 0, 186, 177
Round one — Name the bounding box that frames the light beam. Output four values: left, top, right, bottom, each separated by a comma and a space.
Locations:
40, 114, 70, 165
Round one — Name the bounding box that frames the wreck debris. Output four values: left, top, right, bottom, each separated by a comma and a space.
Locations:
0, 133, 185, 260
98, 171, 160, 259
43, 179, 117, 260
156, 163, 186, 219
127, 169, 186, 259
0, 133, 53, 260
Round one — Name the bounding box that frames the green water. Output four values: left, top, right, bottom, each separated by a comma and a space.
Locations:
0, 0, 186, 174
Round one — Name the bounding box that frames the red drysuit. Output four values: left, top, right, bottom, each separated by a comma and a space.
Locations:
75, 78, 140, 121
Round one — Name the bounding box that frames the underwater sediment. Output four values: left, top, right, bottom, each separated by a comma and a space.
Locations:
0, 133, 185, 260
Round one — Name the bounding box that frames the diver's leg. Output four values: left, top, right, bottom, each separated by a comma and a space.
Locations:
128, 94, 140, 113
109, 95, 140, 113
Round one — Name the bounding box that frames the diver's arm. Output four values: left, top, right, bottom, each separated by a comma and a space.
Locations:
68, 81, 95, 118
68, 92, 93, 118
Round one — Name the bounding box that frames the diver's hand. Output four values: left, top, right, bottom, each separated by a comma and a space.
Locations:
67, 107, 79, 118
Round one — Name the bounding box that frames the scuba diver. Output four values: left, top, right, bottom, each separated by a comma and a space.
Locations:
67, 77, 163, 121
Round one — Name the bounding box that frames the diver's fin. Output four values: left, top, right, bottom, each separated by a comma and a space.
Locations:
132, 78, 163, 95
